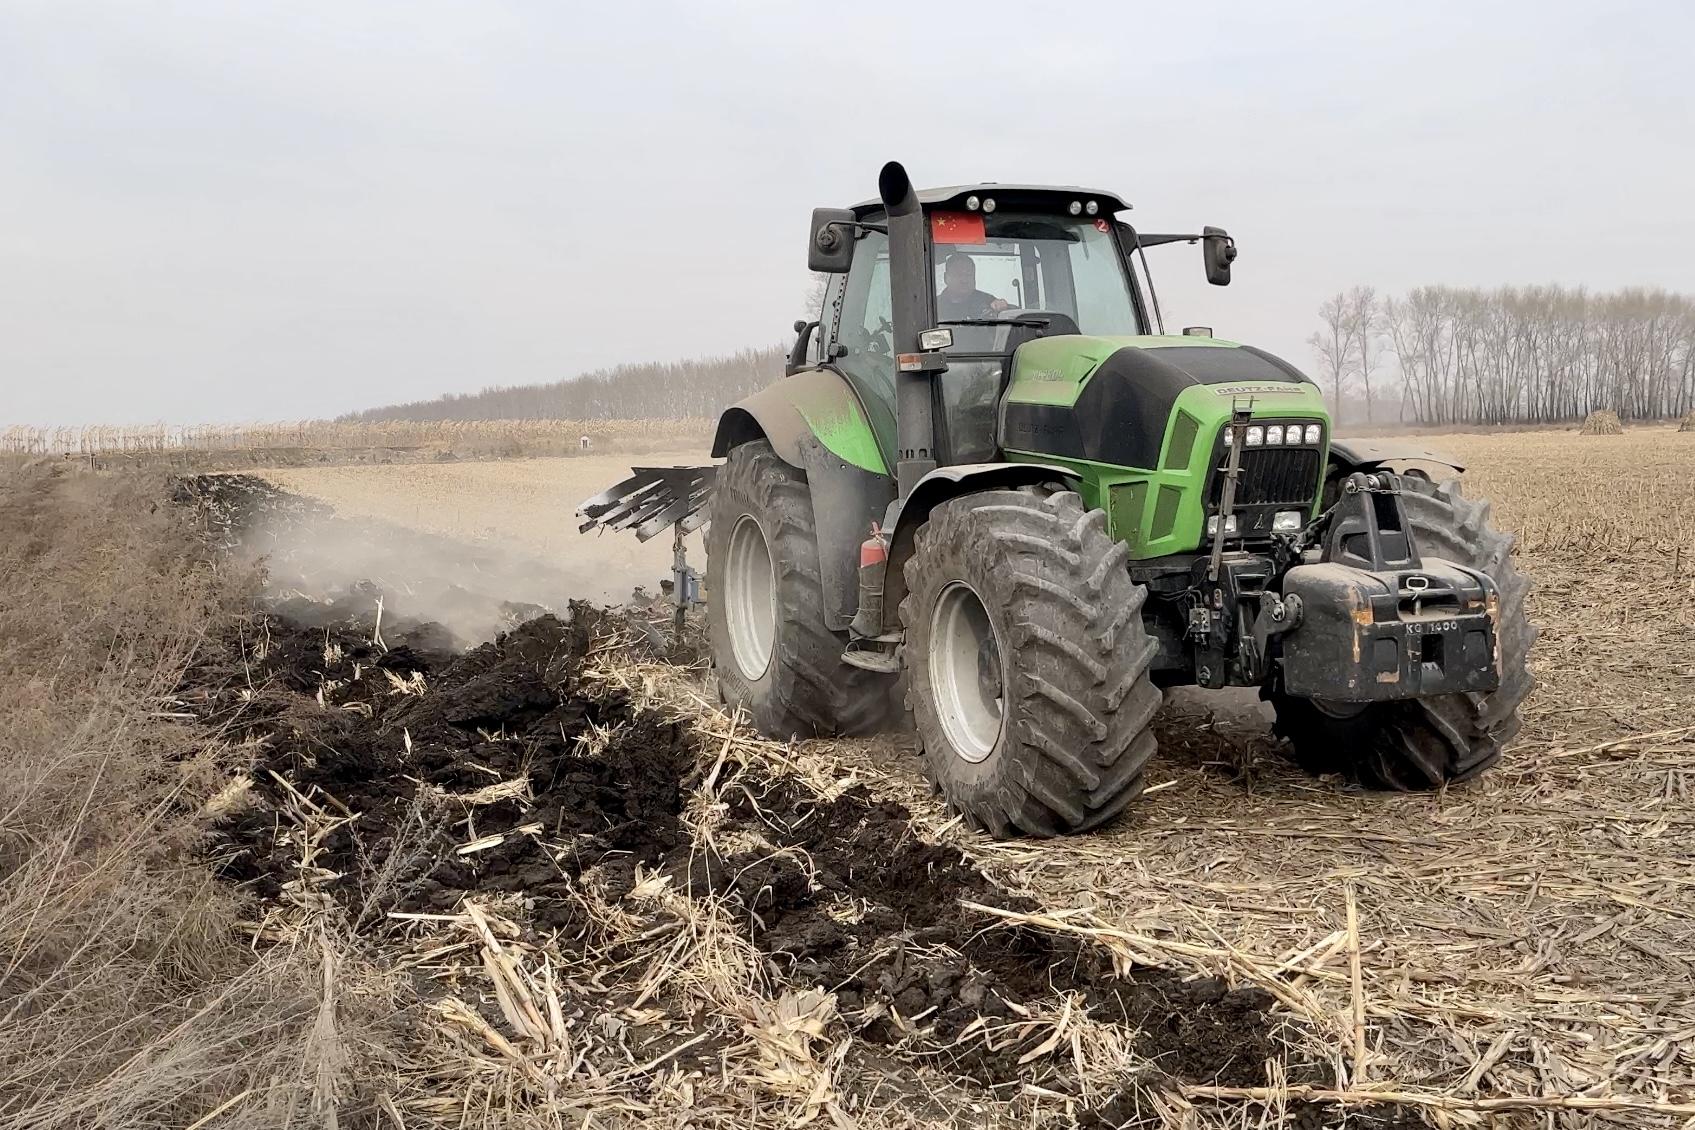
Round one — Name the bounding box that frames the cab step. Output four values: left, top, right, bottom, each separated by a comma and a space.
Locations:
842, 634, 902, 674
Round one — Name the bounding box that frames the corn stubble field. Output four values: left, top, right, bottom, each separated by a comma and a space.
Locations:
4, 424, 1693, 1130
865, 427, 1695, 1121
0, 418, 713, 465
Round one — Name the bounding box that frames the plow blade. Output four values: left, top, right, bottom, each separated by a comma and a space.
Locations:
576, 465, 716, 542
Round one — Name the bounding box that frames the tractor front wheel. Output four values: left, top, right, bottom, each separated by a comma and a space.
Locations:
900, 490, 1162, 837
707, 440, 894, 738
1270, 476, 1536, 789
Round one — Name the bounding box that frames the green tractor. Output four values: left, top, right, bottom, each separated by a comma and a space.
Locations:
590, 162, 1534, 838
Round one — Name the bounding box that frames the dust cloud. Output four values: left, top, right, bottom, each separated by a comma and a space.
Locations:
202, 477, 672, 648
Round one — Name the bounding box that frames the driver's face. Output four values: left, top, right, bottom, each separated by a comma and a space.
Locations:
943, 256, 974, 293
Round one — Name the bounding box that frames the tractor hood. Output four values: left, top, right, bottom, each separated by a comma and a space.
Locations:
1000, 335, 1320, 470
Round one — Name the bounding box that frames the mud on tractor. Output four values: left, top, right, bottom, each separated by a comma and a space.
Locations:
581, 162, 1534, 838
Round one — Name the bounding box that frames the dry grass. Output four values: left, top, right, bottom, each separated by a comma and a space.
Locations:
1578, 410, 1624, 435
11, 423, 1689, 1128
1, 418, 713, 464
0, 463, 392, 1129
786, 425, 1695, 1125
197, 420, 1695, 1127
251, 545, 1695, 1130
339, 652, 1066, 1130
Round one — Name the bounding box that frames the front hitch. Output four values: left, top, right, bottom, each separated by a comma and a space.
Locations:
1323, 471, 1421, 572
1276, 473, 1501, 702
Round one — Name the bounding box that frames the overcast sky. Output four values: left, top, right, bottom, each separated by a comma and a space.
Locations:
2, 0, 1691, 425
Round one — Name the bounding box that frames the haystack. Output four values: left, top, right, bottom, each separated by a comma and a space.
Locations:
1580, 409, 1623, 435
1679, 409, 1695, 432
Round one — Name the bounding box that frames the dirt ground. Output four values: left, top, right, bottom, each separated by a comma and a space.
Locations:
195, 582, 1329, 1126
220, 426, 1695, 1126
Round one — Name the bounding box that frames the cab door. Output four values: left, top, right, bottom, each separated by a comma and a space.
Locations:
820, 220, 898, 471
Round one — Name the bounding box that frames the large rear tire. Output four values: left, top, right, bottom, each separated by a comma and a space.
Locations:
707, 441, 894, 738
1271, 477, 1536, 789
900, 490, 1162, 837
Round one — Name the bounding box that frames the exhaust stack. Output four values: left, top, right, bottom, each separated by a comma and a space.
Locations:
880, 161, 940, 500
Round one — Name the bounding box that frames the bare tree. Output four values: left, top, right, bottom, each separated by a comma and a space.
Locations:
1332, 284, 1695, 427
1342, 286, 1382, 424
802, 273, 829, 321
1308, 292, 1353, 426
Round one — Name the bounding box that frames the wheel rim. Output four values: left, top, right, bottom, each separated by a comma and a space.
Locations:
929, 581, 1005, 763
1313, 697, 1370, 720
724, 514, 776, 680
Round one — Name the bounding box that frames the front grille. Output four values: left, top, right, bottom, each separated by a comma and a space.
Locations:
1210, 447, 1322, 507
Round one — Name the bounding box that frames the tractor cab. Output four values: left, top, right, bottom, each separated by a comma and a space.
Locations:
802, 182, 1234, 473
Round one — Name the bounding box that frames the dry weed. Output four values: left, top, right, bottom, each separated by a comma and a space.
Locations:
590, 428, 1695, 1124
0, 462, 392, 1129
2, 417, 714, 465
1578, 409, 1624, 435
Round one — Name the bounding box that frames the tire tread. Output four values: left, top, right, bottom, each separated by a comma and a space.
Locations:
707, 441, 894, 738
900, 490, 1162, 837
1272, 476, 1536, 790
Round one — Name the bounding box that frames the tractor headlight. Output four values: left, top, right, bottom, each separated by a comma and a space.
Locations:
1244, 426, 1264, 447
1206, 514, 1240, 536
1273, 509, 1305, 532
1264, 424, 1285, 445
1304, 423, 1323, 445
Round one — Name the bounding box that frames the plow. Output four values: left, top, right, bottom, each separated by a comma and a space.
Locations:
578, 464, 715, 635
582, 161, 1534, 837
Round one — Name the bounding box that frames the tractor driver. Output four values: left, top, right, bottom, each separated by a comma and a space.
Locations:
937, 253, 1011, 321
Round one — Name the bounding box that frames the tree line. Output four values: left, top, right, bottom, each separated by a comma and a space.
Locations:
344, 346, 786, 423
1309, 285, 1695, 426
349, 283, 1695, 431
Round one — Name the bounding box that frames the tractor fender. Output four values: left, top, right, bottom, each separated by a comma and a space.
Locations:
712, 369, 894, 632
881, 462, 1082, 634
1328, 438, 1464, 477
711, 368, 888, 472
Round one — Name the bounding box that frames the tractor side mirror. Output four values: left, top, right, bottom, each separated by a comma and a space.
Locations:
808, 208, 856, 273
1203, 226, 1237, 287
786, 320, 819, 376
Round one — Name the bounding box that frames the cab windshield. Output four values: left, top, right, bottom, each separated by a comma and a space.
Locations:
930, 211, 1142, 350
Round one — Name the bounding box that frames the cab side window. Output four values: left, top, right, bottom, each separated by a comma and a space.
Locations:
830, 227, 895, 410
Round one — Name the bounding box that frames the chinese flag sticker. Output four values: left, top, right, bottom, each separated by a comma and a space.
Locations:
931, 211, 986, 245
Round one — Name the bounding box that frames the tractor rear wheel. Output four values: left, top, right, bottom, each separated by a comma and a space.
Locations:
900, 490, 1162, 837
1271, 477, 1536, 789
707, 440, 894, 738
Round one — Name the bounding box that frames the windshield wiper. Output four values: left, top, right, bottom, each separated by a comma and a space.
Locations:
936, 317, 1052, 329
